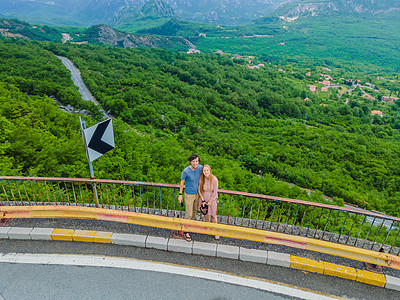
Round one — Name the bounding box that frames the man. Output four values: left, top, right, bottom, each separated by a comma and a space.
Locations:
178, 154, 203, 242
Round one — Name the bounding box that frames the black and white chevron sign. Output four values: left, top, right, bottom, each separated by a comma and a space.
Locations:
83, 119, 115, 162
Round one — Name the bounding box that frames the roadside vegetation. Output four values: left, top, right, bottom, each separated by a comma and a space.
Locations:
1, 37, 400, 219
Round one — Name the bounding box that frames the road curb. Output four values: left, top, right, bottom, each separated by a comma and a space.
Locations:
111, 233, 146, 247
267, 251, 290, 267
239, 247, 268, 264
1, 226, 398, 291
324, 261, 357, 280
30, 227, 53, 240
290, 255, 324, 274
8, 227, 32, 240
217, 244, 240, 259
193, 241, 217, 256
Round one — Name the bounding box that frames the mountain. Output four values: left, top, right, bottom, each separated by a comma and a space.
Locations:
275, 0, 400, 19
0, 0, 290, 26
230, 0, 400, 71
0, 18, 62, 41
84, 24, 193, 49
162, 0, 289, 25
0, 18, 193, 50
0, 0, 145, 26
110, 0, 176, 31
2, 0, 400, 72
141, 0, 175, 17
2, 0, 400, 27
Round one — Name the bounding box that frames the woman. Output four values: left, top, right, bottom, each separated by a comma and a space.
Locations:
198, 164, 219, 240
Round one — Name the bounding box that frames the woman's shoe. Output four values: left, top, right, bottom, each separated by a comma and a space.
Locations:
185, 232, 192, 242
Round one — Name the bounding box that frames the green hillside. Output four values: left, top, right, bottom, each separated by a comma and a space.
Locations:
133, 10, 400, 73
110, 0, 176, 32
3, 5, 400, 74
0, 37, 316, 205
0, 18, 63, 42
2, 37, 400, 217
245, 11, 400, 71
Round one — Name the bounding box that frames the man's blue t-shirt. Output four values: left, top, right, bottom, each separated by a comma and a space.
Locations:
181, 165, 203, 195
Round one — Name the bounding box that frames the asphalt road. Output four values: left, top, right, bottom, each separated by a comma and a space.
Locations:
56, 56, 98, 104
2, 218, 400, 299
0, 253, 319, 300
56, 56, 111, 119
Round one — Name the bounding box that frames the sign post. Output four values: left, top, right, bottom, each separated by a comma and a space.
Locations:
79, 117, 115, 207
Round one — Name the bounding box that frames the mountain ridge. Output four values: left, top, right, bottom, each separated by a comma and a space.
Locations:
1, 0, 399, 27
85, 23, 192, 49
141, 0, 175, 17
0, 0, 285, 26
276, 0, 400, 19
110, 0, 176, 30
0, 18, 194, 50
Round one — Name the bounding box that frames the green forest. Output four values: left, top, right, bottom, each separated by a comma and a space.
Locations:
1, 36, 400, 220
135, 12, 400, 74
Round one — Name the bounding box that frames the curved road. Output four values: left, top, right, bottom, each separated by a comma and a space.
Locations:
2, 219, 400, 300
57, 56, 98, 104
0, 253, 334, 300
56, 55, 111, 118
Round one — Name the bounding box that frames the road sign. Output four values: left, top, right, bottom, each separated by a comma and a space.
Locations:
83, 119, 115, 162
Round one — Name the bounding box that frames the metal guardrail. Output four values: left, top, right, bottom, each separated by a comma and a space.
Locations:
1, 176, 400, 256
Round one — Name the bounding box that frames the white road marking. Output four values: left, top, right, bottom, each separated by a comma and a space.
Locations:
0, 252, 338, 300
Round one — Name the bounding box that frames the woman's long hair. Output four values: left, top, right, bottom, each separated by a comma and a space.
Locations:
199, 165, 213, 195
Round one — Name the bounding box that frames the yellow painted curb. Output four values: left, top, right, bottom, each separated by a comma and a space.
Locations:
356, 269, 385, 287
2, 205, 400, 271
72, 230, 97, 242
51, 228, 74, 241
22, 223, 394, 288
324, 262, 357, 281
93, 231, 113, 243
290, 255, 324, 274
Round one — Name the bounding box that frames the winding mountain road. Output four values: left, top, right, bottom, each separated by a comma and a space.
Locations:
56, 55, 111, 118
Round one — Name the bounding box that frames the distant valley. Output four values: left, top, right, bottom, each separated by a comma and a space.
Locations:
1, 0, 399, 73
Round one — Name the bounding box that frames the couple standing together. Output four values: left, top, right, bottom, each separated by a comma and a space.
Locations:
178, 154, 219, 242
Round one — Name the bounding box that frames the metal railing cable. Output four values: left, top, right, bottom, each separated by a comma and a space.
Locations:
1, 176, 400, 255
